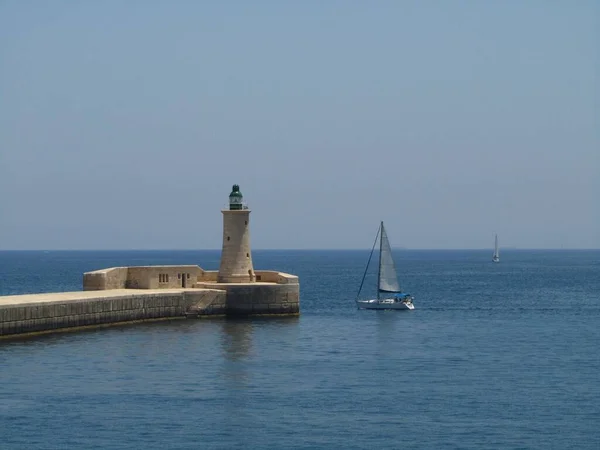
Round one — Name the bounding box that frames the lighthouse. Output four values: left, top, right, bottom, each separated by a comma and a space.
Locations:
217, 184, 255, 283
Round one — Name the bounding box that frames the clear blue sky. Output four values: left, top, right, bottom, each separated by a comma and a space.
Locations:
0, 1, 598, 250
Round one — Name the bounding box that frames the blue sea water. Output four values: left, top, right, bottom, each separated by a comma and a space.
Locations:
1, 249, 599, 449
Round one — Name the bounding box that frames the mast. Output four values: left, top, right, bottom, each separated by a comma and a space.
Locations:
377, 221, 383, 300
355, 223, 380, 302
493, 234, 499, 262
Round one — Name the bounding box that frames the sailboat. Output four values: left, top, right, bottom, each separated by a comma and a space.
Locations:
355, 221, 415, 310
492, 234, 500, 263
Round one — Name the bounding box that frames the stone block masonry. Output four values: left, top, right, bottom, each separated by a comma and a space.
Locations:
0, 289, 226, 338
196, 282, 300, 316
0, 268, 300, 338
83, 266, 301, 317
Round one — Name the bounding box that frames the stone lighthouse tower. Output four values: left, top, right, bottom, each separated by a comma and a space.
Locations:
217, 184, 255, 283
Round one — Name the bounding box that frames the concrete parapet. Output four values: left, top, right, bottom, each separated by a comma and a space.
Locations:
83, 267, 129, 290
84, 265, 207, 291
196, 270, 298, 285
254, 271, 299, 284
197, 270, 219, 282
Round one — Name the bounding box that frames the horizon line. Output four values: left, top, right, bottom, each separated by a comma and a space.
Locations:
0, 248, 598, 252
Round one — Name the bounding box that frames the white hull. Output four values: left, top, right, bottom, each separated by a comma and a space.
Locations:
492, 257, 499, 263
356, 298, 415, 311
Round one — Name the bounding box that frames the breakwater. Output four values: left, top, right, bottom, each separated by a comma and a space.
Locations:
0, 185, 301, 339
0, 267, 300, 338
0, 289, 225, 338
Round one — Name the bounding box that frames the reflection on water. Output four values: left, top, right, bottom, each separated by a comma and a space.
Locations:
219, 318, 255, 389
218, 317, 301, 388
220, 319, 255, 362
374, 309, 413, 341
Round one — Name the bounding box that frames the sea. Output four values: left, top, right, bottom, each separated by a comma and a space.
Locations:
1, 249, 599, 449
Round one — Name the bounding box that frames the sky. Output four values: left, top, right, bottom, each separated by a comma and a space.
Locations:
0, 0, 598, 250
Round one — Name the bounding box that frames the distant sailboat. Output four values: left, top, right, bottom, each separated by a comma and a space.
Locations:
492, 234, 500, 263
355, 221, 415, 310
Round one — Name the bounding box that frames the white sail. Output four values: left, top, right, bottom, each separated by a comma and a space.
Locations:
378, 223, 401, 292
493, 234, 500, 261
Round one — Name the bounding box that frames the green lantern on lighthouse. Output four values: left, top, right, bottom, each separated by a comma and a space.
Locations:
229, 184, 243, 210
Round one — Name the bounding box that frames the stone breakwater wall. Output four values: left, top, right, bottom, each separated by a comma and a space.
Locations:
0, 289, 226, 338
196, 282, 300, 316
1, 269, 300, 338
83, 266, 301, 317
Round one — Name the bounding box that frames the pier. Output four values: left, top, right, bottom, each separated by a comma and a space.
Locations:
0, 185, 300, 338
